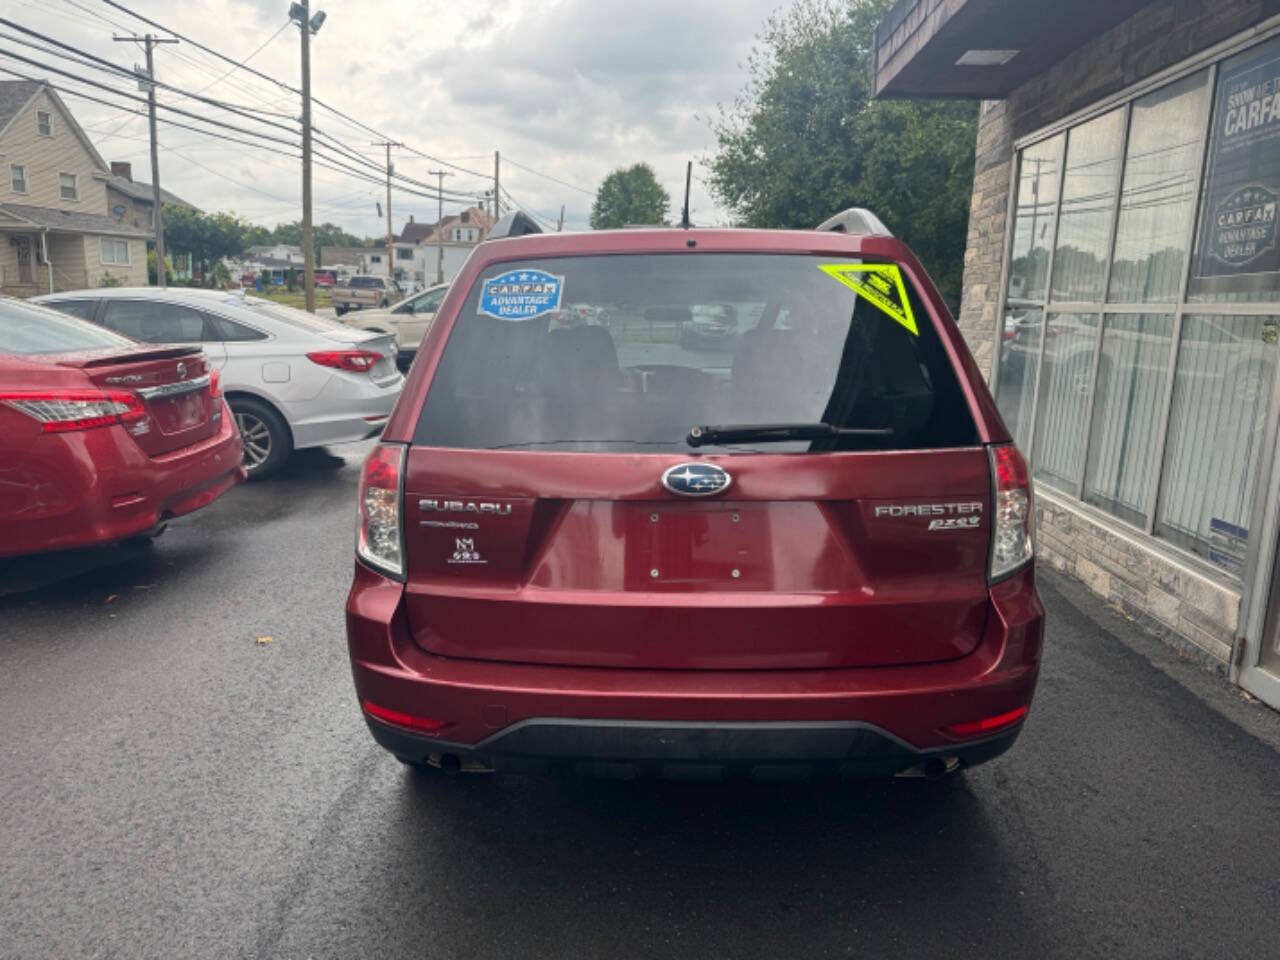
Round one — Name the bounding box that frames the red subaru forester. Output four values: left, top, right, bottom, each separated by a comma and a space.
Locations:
346, 210, 1043, 780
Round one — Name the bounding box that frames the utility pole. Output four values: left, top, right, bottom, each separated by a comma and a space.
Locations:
289, 2, 326, 311
557, 205, 565, 232
114, 32, 178, 288
299, 1, 315, 312
372, 141, 400, 283
493, 150, 500, 221
427, 170, 452, 284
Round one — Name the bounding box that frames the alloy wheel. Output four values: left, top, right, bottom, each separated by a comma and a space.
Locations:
234, 411, 272, 470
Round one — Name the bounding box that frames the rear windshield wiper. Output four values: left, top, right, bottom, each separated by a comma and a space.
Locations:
686, 422, 893, 448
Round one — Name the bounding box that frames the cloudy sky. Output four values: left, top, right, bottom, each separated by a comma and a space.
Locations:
9, 0, 788, 235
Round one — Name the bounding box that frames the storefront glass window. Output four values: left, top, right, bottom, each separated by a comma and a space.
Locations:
1108, 71, 1211, 303
999, 40, 1280, 583
1031, 313, 1099, 492
1051, 110, 1126, 302
1007, 136, 1062, 302
994, 308, 1043, 451
1081, 314, 1175, 527
1187, 36, 1280, 304
1154, 315, 1278, 574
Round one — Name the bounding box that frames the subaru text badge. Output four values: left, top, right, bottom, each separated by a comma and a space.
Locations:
661, 463, 731, 497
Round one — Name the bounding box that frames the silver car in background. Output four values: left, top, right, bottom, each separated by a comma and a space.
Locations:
34, 288, 403, 479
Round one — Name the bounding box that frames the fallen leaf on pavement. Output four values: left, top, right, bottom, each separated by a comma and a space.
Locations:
256, 635, 274, 645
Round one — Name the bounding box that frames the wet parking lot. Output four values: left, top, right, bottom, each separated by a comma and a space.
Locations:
2, 439, 1279, 959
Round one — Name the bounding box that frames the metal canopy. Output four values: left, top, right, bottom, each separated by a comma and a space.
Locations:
874, 0, 1155, 99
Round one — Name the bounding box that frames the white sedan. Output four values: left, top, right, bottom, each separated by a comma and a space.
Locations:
35, 288, 403, 479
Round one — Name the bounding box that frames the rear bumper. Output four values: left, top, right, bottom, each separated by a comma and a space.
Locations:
284, 372, 402, 449
0, 401, 245, 557
365, 716, 1020, 780
347, 564, 1043, 776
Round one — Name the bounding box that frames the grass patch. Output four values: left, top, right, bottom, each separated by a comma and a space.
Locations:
250, 287, 333, 310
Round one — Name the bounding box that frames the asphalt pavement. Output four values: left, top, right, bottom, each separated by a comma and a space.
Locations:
2, 439, 1278, 960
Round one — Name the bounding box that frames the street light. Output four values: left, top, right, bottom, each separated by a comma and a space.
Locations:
288, 3, 326, 32
290, 1, 325, 312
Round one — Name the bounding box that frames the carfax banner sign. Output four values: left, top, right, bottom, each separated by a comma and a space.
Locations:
1192, 37, 1280, 287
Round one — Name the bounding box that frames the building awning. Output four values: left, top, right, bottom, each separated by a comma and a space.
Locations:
0, 202, 152, 238
874, 0, 1154, 99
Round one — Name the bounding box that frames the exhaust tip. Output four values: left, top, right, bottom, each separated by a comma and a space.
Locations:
439, 753, 462, 774
894, 756, 961, 780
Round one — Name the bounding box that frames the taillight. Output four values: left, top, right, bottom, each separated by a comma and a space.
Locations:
943, 705, 1029, 739
307, 350, 382, 373
0, 390, 146, 433
361, 699, 446, 734
989, 443, 1033, 581
356, 443, 405, 578
208, 368, 222, 398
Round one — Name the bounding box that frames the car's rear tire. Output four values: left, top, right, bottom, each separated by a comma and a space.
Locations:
230, 397, 292, 481
335, 305, 348, 316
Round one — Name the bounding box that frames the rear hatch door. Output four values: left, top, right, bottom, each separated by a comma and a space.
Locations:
402, 449, 992, 669
400, 250, 992, 670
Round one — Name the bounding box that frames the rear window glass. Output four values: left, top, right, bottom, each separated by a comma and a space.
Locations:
46, 299, 96, 321
209, 314, 267, 341
101, 300, 207, 343
349, 276, 384, 289
414, 253, 978, 453
0, 298, 135, 355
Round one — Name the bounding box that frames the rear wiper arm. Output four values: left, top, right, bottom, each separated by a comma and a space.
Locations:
686, 422, 893, 447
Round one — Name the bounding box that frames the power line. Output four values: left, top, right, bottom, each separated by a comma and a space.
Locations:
100, 0, 496, 181
502, 156, 596, 197
191, 20, 289, 95
0, 65, 478, 208
0, 20, 299, 124
1, 22, 489, 203
500, 187, 557, 229
13, 5, 498, 222
0, 46, 301, 148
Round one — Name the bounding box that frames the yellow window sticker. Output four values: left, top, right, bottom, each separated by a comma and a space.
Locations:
818, 263, 918, 336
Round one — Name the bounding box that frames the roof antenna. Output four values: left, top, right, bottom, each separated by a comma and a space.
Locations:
680, 161, 692, 229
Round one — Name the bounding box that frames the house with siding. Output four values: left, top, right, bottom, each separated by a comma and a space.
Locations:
0, 80, 151, 296
104, 160, 197, 233
394, 207, 495, 285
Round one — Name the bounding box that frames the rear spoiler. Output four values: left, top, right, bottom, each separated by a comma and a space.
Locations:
58, 345, 203, 369
486, 211, 542, 240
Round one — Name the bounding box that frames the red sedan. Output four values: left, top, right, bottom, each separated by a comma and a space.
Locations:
0, 297, 245, 557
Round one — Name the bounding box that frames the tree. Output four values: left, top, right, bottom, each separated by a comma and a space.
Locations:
242, 223, 271, 247
147, 249, 173, 285
267, 221, 362, 258
706, 0, 978, 303
589, 163, 671, 229
163, 205, 250, 281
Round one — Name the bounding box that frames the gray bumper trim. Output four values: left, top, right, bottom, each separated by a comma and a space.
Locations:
365, 717, 1022, 779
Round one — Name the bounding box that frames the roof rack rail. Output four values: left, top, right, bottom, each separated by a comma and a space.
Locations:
815, 208, 893, 237
487, 211, 543, 240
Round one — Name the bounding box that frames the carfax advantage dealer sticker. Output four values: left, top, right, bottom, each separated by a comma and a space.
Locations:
477, 269, 565, 320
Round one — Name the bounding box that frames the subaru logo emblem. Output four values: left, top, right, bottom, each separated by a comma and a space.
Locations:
661, 462, 732, 497
176, 362, 187, 380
